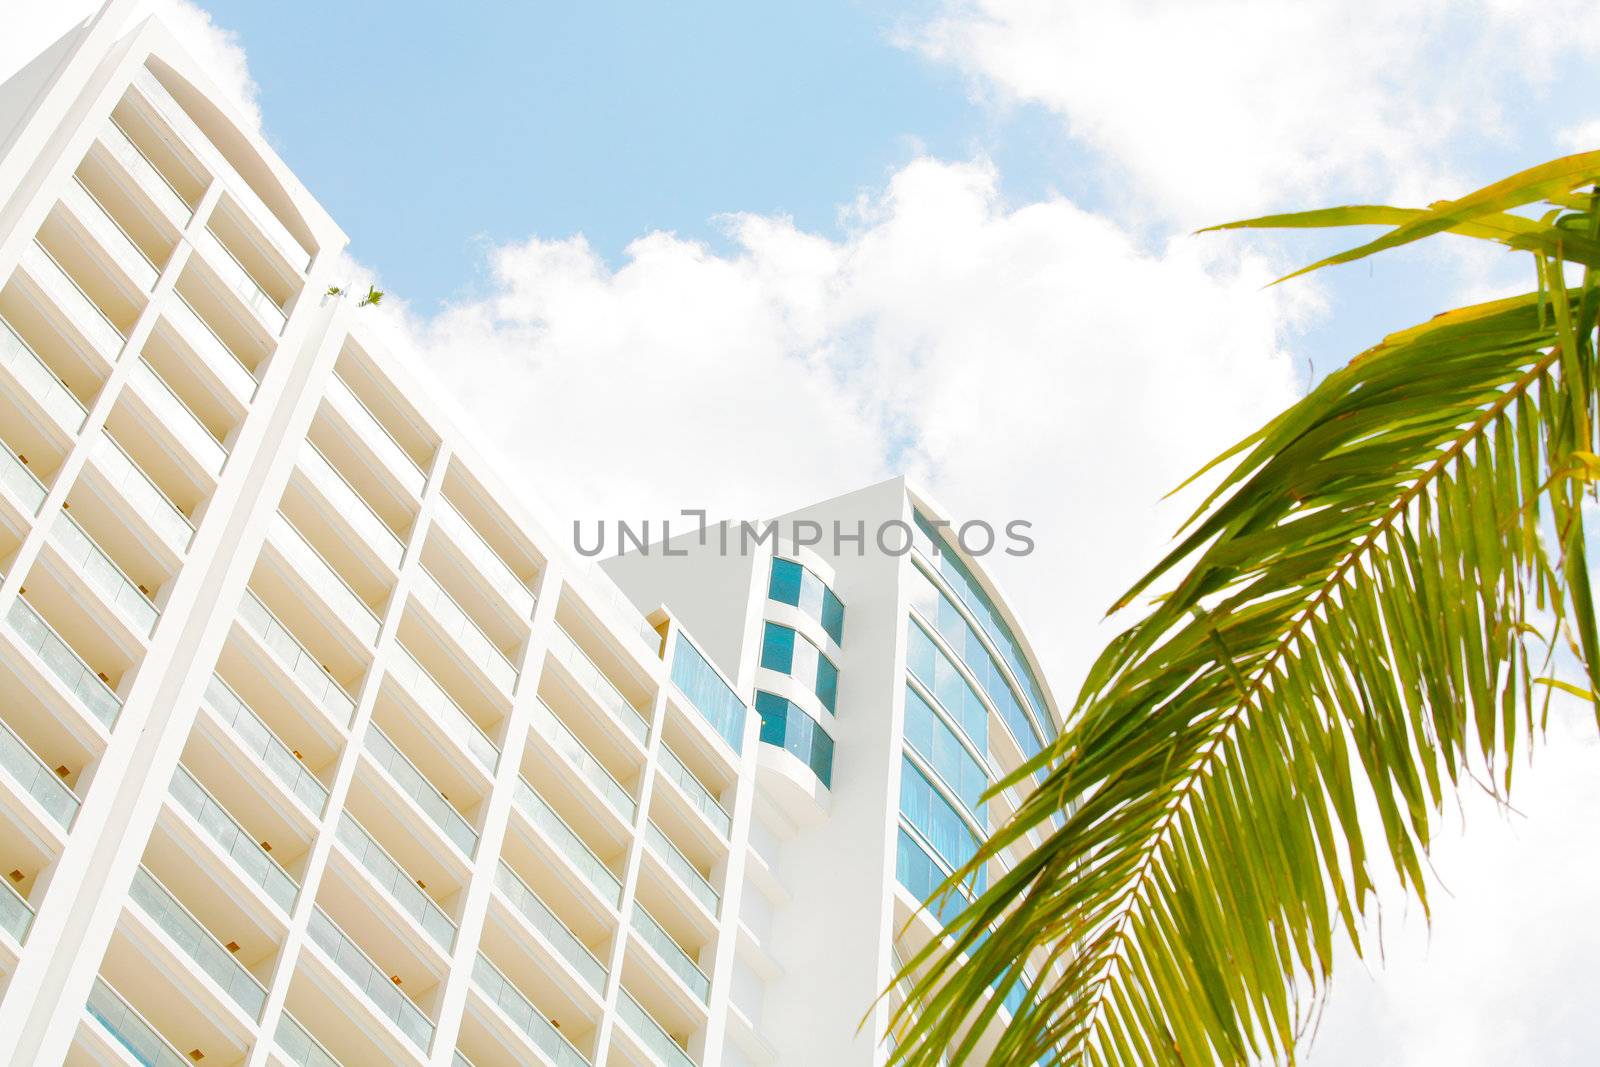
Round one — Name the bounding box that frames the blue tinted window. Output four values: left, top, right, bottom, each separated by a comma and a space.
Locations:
760, 622, 795, 673
906, 621, 987, 749
761, 622, 838, 715
815, 656, 838, 713
904, 685, 987, 819
768, 558, 803, 605
670, 635, 746, 750
767, 558, 845, 645
896, 828, 971, 924
820, 589, 845, 644
899, 757, 980, 876
755, 690, 834, 787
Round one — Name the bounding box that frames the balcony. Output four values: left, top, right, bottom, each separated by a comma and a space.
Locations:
333, 813, 456, 950
0, 443, 46, 519
492, 861, 607, 994
58, 179, 160, 293
0, 315, 86, 439
6, 596, 120, 730
656, 746, 731, 839
324, 374, 426, 499
160, 294, 257, 405
88, 431, 192, 556
411, 568, 517, 695
201, 672, 328, 815
127, 866, 267, 1019
169, 763, 297, 913
0, 875, 32, 949
511, 779, 621, 908
547, 627, 649, 747
97, 118, 191, 230
645, 823, 719, 918
386, 644, 498, 772
304, 907, 434, 1052
18, 242, 123, 364
276, 1012, 343, 1067
297, 443, 404, 570
268, 514, 381, 648
631, 904, 710, 1004
616, 990, 695, 1067
470, 952, 590, 1067
432, 498, 536, 620
529, 698, 635, 820
82, 978, 189, 1067
237, 590, 356, 727
364, 725, 478, 858
0, 711, 79, 829
194, 228, 287, 336
126, 358, 227, 477
48, 509, 158, 637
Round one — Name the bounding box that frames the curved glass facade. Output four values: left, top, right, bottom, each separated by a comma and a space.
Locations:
898, 756, 981, 883
759, 622, 839, 713
754, 690, 834, 787
768, 558, 845, 644
903, 684, 986, 820
895, 828, 971, 924
906, 619, 988, 751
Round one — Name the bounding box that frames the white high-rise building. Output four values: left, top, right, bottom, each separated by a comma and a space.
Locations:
0, 5, 1063, 1067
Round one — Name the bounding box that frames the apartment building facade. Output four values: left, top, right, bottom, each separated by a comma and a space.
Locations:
0, 5, 1062, 1067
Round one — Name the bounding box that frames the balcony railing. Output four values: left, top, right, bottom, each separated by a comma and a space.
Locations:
49, 509, 159, 635
202, 673, 328, 814
334, 813, 455, 949
20, 241, 123, 360
195, 228, 286, 335
6, 597, 121, 728
238, 590, 356, 725
657, 747, 730, 838
0, 713, 79, 828
646, 823, 719, 916
0, 876, 32, 946
631, 904, 709, 1003
163, 294, 257, 403
325, 374, 426, 497
548, 627, 648, 745
85, 978, 189, 1067
433, 499, 536, 618
61, 178, 159, 292
99, 118, 190, 228
0, 315, 86, 437
470, 953, 589, 1067
270, 514, 381, 646
170, 764, 298, 912
411, 568, 517, 693
492, 861, 606, 992
617, 990, 695, 1067
584, 566, 660, 657
130, 359, 226, 474
128, 866, 267, 1018
91, 432, 192, 553
364, 726, 478, 857
511, 779, 621, 907
0, 443, 46, 516
306, 906, 434, 1051
388, 644, 498, 771
276, 1012, 344, 1067
530, 698, 634, 818
299, 443, 403, 568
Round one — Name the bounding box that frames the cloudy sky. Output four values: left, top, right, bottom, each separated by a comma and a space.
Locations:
7, 1, 1600, 1061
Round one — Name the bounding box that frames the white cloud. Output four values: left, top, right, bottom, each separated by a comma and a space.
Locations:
1557, 118, 1600, 152
904, 0, 1600, 226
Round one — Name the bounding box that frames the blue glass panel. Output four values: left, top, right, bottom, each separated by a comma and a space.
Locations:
754, 690, 833, 787
670, 635, 746, 750
768, 558, 803, 605
760, 622, 795, 673
821, 588, 845, 644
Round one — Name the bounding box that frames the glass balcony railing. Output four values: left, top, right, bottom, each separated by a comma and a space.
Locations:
163, 294, 256, 404
325, 375, 426, 497
0, 315, 87, 437
130, 359, 226, 474
511, 779, 621, 907
61, 179, 159, 292
364, 726, 478, 857
657, 747, 730, 838
471, 953, 589, 1067
646, 823, 719, 917
0, 705, 80, 828
128, 866, 267, 1018
631, 905, 709, 1002
270, 514, 380, 646
20, 242, 123, 361
492, 861, 606, 992
202, 673, 328, 814
276, 1012, 344, 1067
548, 627, 648, 745
433, 500, 536, 618
99, 118, 190, 228
0, 876, 33, 945
299, 444, 403, 568
530, 699, 634, 818
169, 765, 298, 912
334, 813, 456, 949
238, 590, 356, 725
453, 1053, 476, 1067
411, 569, 516, 693
91, 432, 192, 553
85, 978, 189, 1067
388, 644, 498, 771
0, 442, 47, 516
49, 510, 159, 635
306, 907, 434, 1051
617, 990, 694, 1067
6, 597, 121, 728
194, 229, 286, 335
583, 566, 661, 657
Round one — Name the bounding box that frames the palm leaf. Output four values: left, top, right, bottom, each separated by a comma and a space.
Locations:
885, 173, 1600, 1065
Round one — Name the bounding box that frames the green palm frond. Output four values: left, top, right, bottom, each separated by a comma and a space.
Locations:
886, 156, 1600, 1066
